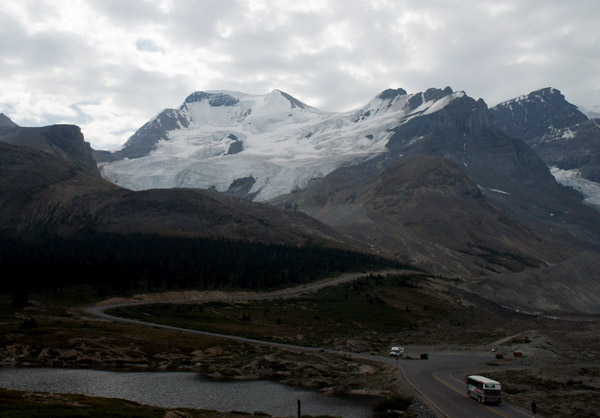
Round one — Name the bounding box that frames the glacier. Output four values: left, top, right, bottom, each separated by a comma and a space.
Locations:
100, 88, 464, 201
551, 166, 600, 211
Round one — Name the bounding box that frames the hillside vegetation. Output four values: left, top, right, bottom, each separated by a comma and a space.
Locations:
2, 232, 403, 302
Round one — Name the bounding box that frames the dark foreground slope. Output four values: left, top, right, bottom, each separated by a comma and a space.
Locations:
1, 232, 397, 297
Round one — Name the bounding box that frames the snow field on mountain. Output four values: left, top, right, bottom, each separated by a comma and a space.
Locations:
100, 89, 464, 201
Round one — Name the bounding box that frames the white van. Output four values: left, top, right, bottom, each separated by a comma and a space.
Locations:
389, 346, 404, 357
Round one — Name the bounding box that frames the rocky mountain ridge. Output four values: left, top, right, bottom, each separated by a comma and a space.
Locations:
490, 88, 600, 207
272, 92, 600, 274
273, 154, 570, 275
491, 87, 589, 141
0, 113, 18, 127
0, 124, 100, 176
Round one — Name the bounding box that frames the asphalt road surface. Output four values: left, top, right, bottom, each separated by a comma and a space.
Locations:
392, 352, 535, 418
86, 272, 537, 418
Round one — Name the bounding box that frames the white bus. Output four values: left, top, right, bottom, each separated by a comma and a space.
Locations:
466, 375, 501, 404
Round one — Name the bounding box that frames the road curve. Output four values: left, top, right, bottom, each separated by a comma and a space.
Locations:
396, 353, 535, 418
85, 271, 534, 418
86, 271, 406, 353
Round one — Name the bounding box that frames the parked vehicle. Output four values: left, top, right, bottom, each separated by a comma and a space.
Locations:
466, 375, 501, 404
389, 346, 404, 357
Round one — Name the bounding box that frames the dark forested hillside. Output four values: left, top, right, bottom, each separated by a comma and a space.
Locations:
1, 233, 404, 300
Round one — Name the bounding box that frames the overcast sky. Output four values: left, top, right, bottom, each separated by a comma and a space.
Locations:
1, 0, 599, 150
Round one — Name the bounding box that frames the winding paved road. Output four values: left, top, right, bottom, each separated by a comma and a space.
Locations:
86, 271, 536, 418
391, 353, 535, 418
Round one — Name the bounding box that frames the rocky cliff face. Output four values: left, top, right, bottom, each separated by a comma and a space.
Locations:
0, 124, 100, 177
94, 108, 190, 162
491, 88, 589, 141
387, 94, 549, 179
0, 113, 18, 127
491, 88, 600, 206
532, 120, 600, 183
386, 94, 600, 244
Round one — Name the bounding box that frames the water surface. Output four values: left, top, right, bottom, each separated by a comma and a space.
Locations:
0, 368, 373, 417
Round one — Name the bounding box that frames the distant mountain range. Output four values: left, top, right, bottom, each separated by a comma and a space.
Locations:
95, 87, 600, 209
2, 86, 600, 312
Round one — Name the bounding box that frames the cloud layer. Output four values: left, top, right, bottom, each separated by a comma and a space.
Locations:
1, 0, 598, 149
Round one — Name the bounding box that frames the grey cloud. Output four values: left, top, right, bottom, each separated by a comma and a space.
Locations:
2, 0, 599, 149
88, 0, 165, 24
0, 16, 90, 82
155, 0, 241, 44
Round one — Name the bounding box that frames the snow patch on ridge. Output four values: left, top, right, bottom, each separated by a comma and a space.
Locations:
561, 128, 575, 140
488, 188, 511, 195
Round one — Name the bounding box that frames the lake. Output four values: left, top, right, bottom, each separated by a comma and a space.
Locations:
0, 367, 374, 417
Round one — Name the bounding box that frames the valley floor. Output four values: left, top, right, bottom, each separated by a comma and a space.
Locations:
1, 272, 599, 417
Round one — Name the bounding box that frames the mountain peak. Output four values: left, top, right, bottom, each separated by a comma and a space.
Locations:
100, 86, 479, 201
183, 91, 240, 107
532, 87, 561, 97
272, 89, 309, 110
354, 87, 460, 124
181, 89, 312, 111
0, 113, 18, 128
491, 87, 588, 141
424, 86, 454, 101
376, 88, 408, 101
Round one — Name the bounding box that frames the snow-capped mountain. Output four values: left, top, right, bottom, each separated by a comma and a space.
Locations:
491, 88, 600, 209
99, 87, 465, 201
